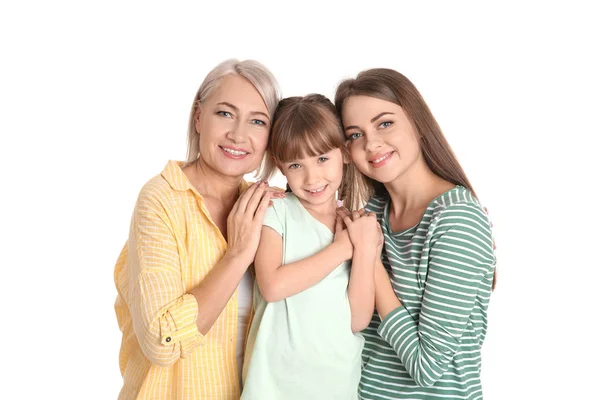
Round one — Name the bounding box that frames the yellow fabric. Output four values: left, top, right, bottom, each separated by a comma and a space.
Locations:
115, 160, 248, 399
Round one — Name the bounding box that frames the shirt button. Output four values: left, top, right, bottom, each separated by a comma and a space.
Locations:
165, 337, 171, 343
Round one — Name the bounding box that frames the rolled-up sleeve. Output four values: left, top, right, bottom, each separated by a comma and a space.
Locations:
128, 190, 205, 367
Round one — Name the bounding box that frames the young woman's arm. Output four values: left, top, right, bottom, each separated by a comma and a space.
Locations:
374, 205, 495, 387
342, 211, 380, 332
254, 224, 353, 303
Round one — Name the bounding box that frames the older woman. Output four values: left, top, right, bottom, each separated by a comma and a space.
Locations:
114, 59, 281, 399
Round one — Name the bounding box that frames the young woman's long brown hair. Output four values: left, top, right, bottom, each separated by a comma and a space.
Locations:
335, 68, 495, 289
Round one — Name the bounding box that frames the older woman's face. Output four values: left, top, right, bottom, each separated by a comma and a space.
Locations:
195, 75, 270, 179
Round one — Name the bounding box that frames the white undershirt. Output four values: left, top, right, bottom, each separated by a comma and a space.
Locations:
236, 269, 253, 386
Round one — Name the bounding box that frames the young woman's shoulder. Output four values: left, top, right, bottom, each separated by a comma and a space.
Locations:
429, 186, 493, 248
429, 186, 487, 220
365, 194, 389, 214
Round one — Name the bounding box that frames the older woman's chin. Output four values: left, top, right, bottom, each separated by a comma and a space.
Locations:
214, 158, 265, 179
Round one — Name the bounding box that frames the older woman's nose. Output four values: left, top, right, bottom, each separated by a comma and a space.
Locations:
228, 120, 248, 143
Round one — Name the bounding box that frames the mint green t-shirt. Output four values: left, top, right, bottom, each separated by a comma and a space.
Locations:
241, 194, 364, 400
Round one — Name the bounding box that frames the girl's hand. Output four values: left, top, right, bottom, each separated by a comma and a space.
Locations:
226, 181, 272, 265
339, 208, 381, 250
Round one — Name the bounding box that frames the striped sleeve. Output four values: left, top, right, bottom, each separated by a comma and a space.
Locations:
377, 203, 495, 387
128, 188, 206, 367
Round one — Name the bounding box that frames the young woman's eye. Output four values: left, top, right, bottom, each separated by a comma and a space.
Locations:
346, 132, 363, 141
251, 119, 266, 126
318, 156, 329, 163
217, 111, 232, 118
288, 163, 300, 170
379, 121, 393, 128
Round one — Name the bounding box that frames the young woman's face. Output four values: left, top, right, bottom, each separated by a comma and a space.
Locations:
342, 95, 422, 184
279, 148, 346, 208
195, 75, 270, 179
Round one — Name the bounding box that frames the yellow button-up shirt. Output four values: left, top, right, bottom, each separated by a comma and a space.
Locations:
115, 160, 248, 399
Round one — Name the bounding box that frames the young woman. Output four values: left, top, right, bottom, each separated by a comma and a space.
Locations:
241, 94, 381, 400
335, 69, 496, 400
114, 59, 282, 399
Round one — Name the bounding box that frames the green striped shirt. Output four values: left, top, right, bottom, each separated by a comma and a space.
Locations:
360, 186, 495, 400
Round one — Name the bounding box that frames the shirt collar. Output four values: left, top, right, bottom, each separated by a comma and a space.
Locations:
161, 160, 249, 194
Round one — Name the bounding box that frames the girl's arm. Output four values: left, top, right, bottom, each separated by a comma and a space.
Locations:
374, 205, 495, 387
254, 224, 353, 303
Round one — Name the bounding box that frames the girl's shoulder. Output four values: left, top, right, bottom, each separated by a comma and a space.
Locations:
269, 193, 298, 210
266, 193, 303, 222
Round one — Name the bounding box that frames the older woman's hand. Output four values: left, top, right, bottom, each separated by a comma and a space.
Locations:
225, 181, 273, 266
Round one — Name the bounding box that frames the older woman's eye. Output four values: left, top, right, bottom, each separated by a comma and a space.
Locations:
217, 111, 232, 118
251, 119, 266, 126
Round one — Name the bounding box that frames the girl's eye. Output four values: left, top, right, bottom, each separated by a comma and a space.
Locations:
318, 157, 329, 163
379, 121, 393, 128
347, 132, 363, 141
251, 119, 266, 126
288, 163, 300, 170
217, 111, 232, 118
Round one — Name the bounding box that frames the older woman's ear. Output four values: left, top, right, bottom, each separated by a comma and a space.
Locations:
193, 105, 202, 133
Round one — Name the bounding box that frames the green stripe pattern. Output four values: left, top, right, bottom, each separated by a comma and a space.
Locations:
360, 186, 495, 400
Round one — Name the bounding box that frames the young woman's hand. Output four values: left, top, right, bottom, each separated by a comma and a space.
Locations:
334, 215, 354, 260
338, 208, 381, 251
225, 181, 273, 266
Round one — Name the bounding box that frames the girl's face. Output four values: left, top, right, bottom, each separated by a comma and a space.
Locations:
342, 95, 422, 185
279, 148, 347, 208
195, 75, 271, 179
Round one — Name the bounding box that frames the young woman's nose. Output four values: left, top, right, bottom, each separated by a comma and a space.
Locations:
365, 131, 384, 152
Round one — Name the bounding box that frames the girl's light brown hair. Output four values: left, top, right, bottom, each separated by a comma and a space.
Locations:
260, 94, 358, 207
335, 68, 496, 289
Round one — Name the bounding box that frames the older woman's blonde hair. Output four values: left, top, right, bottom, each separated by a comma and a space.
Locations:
184, 59, 281, 176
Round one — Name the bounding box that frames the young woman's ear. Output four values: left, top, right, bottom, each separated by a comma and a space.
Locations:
342, 150, 351, 165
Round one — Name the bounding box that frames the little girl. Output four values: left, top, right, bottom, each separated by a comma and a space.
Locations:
241, 94, 381, 400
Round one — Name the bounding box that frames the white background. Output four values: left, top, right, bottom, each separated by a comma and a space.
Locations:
1, 1, 598, 399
